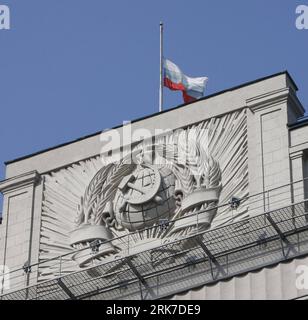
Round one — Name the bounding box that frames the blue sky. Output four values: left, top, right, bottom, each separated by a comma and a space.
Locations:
0, 0, 308, 209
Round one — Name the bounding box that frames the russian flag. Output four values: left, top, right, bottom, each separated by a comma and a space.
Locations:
163, 59, 208, 103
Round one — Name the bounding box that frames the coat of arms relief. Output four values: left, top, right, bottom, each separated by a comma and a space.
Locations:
39, 110, 248, 279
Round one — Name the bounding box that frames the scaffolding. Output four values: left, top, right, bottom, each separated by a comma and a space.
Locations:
1, 198, 308, 300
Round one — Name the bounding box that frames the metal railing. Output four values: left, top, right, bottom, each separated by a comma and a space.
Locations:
0, 177, 308, 300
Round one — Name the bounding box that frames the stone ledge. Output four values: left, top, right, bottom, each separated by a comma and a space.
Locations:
247, 87, 290, 112
0, 171, 40, 194
247, 86, 305, 118
289, 142, 308, 154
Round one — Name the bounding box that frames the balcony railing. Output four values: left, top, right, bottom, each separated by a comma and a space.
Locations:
0, 178, 308, 300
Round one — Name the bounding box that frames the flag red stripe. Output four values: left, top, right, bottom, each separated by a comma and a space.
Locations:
182, 91, 197, 103
164, 78, 186, 91
164, 77, 197, 104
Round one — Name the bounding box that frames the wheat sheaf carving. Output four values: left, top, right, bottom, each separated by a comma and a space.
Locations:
155, 135, 222, 196
75, 153, 138, 227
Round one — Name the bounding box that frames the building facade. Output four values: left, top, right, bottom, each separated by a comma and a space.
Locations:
0, 71, 308, 300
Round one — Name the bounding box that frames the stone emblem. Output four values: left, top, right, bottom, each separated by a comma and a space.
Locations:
70, 133, 222, 267
39, 110, 248, 279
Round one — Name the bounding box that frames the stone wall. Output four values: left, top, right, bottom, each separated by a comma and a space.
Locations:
0, 72, 307, 299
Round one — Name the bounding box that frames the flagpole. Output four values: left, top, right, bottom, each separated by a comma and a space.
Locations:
159, 21, 164, 112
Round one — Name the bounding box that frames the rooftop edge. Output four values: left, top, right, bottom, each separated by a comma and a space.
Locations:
5, 70, 298, 166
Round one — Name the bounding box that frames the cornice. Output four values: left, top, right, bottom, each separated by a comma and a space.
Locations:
246, 88, 290, 112
0, 171, 40, 194
247, 87, 305, 116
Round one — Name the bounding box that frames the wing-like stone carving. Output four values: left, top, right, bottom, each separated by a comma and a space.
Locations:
39, 109, 248, 278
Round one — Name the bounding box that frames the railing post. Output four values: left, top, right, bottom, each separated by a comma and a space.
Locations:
59, 256, 62, 277
196, 209, 199, 232
226, 254, 229, 276
22, 262, 31, 300
156, 275, 159, 297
